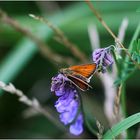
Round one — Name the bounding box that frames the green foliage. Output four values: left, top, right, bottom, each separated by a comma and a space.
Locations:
114, 24, 140, 85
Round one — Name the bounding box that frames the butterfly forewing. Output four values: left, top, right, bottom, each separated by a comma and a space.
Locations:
69, 63, 96, 78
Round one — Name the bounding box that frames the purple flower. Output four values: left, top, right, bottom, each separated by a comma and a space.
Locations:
51, 74, 67, 96
51, 74, 84, 135
92, 47, 114, 73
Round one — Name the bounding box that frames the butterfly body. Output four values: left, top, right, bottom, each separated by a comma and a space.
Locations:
59, 63, 96, 91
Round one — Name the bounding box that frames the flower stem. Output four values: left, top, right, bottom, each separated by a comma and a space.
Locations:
121, 83, 126, 117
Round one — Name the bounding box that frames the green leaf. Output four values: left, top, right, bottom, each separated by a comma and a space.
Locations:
103, 112, 140, 139
131, 39, 140, 64
119, 24, 140, 84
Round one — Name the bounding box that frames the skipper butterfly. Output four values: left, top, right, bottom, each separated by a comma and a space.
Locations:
59, 63, 97, 91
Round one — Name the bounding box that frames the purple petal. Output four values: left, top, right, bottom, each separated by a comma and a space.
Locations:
103, 58, 113, 66
51, 74, 71, 97
55, 92, 75, 113
55, 90, 65, 96
105, 53, 113, 62
92, 48, 103, 62
60, 111, 74, 125
93, 48, 104, 54
103, 53, 113, 67
69, 114, 84, 135
51, 74, 64, 92
59, 100, 78, 124
93, 53, 101, 62
92, 47, 114, 73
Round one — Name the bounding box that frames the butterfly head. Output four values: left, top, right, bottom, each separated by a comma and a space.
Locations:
59, 68, 72, 75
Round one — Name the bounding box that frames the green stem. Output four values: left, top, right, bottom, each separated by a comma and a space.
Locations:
121, 83, 126, 117
79, 93, 97, 136
85, 116, 98, 136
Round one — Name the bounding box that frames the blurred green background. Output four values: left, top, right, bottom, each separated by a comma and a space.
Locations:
0, 1, 140, 138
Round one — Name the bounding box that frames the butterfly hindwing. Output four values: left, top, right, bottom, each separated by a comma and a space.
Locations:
67, 74, 92, 91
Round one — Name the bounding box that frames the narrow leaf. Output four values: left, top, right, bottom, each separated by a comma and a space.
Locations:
103, 112, 140, 139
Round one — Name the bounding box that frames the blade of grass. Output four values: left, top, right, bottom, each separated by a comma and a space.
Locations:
0, 38, 37, 83
103, 112, 140, 139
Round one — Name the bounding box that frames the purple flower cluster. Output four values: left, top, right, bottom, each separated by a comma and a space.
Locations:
51, 74, 83, 135
92, 47, 114, 73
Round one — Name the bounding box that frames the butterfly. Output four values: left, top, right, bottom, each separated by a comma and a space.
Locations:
59, 63, 97, 91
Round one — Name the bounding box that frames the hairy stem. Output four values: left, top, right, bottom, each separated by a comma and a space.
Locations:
29, 14, 88, 63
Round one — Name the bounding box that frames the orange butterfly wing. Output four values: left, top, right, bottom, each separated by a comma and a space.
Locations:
69, 63, 96, 78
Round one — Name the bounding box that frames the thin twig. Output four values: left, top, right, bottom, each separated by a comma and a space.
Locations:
96, 119, 104, 139
114, 83, 123, 119
114, 83, 127, 139
0, 81, 66, 132
29, 14, 88, 63
85, 0, 140, 69
0, 9, 73, 65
